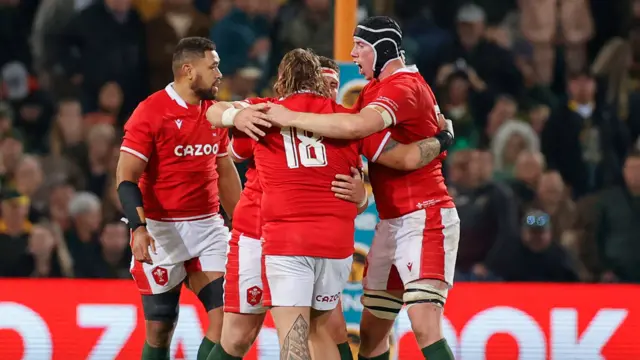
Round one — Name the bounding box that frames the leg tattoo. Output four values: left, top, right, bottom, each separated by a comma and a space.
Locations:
280, 315, 311, 360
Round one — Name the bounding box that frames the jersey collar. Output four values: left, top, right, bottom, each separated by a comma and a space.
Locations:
165, 82, 188, 109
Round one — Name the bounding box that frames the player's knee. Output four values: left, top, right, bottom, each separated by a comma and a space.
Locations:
142, 291, 181, 323
198, 277, 224, 312
223, 321, 261, 355
325, 310, 348, 343
361, 290, 403, 320
145, 320, 175, 347
403, 280, 449, 309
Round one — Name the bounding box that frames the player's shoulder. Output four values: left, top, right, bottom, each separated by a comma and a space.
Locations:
134, 88, 174, 115
244, 97, 275, 105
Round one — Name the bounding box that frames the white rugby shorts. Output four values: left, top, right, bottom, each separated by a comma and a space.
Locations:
224, 230, 266, 314
130, 214, 230, 295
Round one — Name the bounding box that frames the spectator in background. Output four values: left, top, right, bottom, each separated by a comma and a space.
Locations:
596, 151, 640, 283
48, 97, 86, 161
47, 180, 76, 232
0, 102, 13, 136
65, 192, 104, 278
216, 66, 262, 101
500, 210, 578, 282
146, 0, 210, 92
432, 3, 523, 100
530, 171, 577, 243
14, 155, 45, 222
527, 103, 551, 135
30, 0, 95, 90
0, 129, 25, 188
93, 221, 130, 278
541, 70, 630, 199
84, 124, 116, 198
508, 150, 545, 217
84, 81, 124, 127
519, 0, 593, 86
449, 150, 519, 281
0, 189, 33, 277
276, 0, 333, 57
482, 94, 517, 146
27, 222, 74, 278
211, 0, 271, 76
491, 119, 539, 180
56, 0, 148, 115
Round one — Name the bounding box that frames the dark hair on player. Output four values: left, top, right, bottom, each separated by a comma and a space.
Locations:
172, 37, 216, 76
274, 48, 330, 98
318, 56, 339, 73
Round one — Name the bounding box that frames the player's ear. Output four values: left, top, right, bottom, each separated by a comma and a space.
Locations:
182, 63, 194, 80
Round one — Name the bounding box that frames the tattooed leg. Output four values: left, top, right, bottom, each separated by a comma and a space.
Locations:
279, 314, 311, 360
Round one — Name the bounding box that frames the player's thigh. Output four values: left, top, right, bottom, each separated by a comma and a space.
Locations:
264, 255, 315, 308
393, 207, 460, 299
362, 221, 396, 291
189, 215, 230, 274
224, 231, 266, 315
311, 257, 352, 311
130, 220, 191, 295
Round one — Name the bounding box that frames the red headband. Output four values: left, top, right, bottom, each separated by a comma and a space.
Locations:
322, 67, 339, 83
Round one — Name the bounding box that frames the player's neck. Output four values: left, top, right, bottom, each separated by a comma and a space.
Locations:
378, 59, 405, 81
172, 80, 201, 106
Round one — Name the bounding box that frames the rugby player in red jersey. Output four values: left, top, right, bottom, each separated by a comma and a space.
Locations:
116, 37, 249, 360
207, 48, 454, 360
262, 17, 460, 360
206, 56, 364, 360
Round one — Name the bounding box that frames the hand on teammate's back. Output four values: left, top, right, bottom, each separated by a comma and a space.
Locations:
234, 104, 273, 141
332, 167, 367, 205
131, 226, 156, 264
265, 102, 296, 128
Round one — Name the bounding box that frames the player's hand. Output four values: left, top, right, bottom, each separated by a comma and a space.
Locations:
234, 104, 273, 141
332, 167, 367, 205
131, 226, 156, 265
265, 103, 296, 128
437, 113, 454, 138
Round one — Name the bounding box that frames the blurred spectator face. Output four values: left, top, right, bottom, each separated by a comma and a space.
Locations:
15, 156, 43, 197
57, 100, 83, 142
105, 0, 132, 13
100, 223, 128, 254
486, 96, 517, 137
1, 198, 29, 225
28, 225, 56, 259
305, 0, 329, 12
522, 227, 552, 252
211, 0, 233, 21
234, 0, 260, 15
528, 105, 550, 134
537, 171, 565, 205
75, 206, 102, 232
457, 21, 485, 49
623, 154, 640, 192
0, 137, 24, 172
502, 133, 527, 167
351, 40, 376, 80
568, 75, 596, 104
447, 76, 470, 106
48, 183, 75, 225
448, 150, 480, 187
98, 82, 123, 114
514, 151, 544, 185
87, 124, 116, 163
476, 150, 494, 183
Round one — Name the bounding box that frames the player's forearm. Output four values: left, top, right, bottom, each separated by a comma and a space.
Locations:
375, 137, 440, 171
206, 102, 234, 128
217, 158, 242, 217
290, 112, 380, 139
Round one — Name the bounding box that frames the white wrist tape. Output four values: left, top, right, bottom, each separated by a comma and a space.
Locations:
221, 108, 242, 127
357, 194, 368, 208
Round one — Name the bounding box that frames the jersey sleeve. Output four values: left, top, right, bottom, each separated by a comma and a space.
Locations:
229, 133, 257, 160
359, 130, 392, 162
121, 103, 155, 162
364, 82, 419, 126
218, 129, 230, 157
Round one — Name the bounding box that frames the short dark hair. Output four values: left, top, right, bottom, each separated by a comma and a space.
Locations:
318, 56, 339, 72
172, 37, 216, 75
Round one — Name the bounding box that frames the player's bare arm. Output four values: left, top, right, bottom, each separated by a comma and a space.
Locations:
331, 167, 368, 214
216, 155, 242, 219
267, 103, 388, 139
116, 152, 156, 264
206, 101, 272, 141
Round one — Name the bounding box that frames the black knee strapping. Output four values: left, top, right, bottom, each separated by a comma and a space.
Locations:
197, 277, 224, 312
141, 291, 181, 322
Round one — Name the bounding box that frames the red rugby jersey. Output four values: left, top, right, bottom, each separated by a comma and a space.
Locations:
354, 66, 453, 219
120, 83, 229, 221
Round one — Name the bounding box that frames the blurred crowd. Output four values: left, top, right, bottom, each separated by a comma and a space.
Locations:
0, 0, 639, 284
